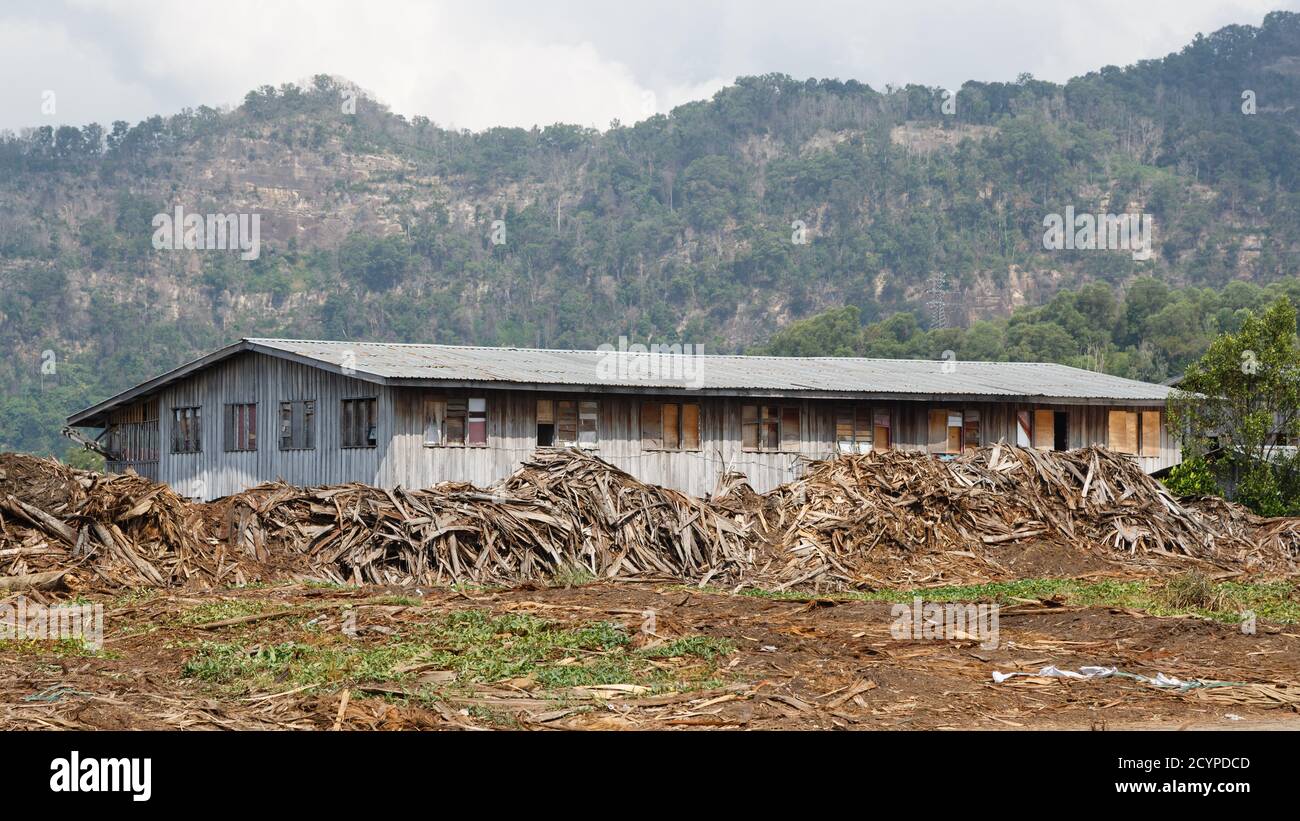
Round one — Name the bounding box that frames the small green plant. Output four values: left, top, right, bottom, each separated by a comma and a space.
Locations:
549, 563, 596, 588
1157, 571, 1236, 611
729, 577, 1298, 624
1162, 455, 1220, 497
639, 636, 736, 660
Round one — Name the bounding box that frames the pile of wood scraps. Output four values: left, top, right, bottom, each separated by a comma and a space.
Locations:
750, 444, 1300, 589
0, 454, 247, 589
2, 444, 1297, 594
220, 449, 753, 587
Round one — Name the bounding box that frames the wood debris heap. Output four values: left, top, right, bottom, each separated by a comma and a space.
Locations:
219, 449, 752, 587
0, 454, 246, 589
1, 444, 1297, 593
753, 444, 1300, 589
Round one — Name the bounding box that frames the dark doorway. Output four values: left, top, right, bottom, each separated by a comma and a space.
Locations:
1053, 411, 1069, 451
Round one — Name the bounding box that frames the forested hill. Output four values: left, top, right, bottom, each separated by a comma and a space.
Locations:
5, 11, 1300, 456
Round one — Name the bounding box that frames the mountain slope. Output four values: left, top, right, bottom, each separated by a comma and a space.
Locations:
4, 11, 1300, 455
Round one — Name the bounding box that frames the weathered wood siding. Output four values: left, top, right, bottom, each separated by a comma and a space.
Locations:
106, 351, 1180, 500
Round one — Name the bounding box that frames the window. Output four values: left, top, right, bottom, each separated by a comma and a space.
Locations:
873, 409, 891, 451
1019, 408, 1070, 451
279, 400, 315, 450
446, 399, 465, 444
558, 400, 578, 445
468, 397, 487, 445
536, 399, 555, 446
641, 401, 699, 451
538, 399, 599, 448
579, 401, 598, 448
1108, 409, 1138, 455
341, 398, 377, 448
424, 398, 446, 445
171, 406, 202, 454
225, 403, 257, 452
835, 406, 873, 453
1110, 409, 1160, 457
422, 397, 486, 446
1033, 410, 1055, 450
963, 411, 980, 450
1141, 411, 1161, 457
742, 405, 799, 452
928, 409, 963, 454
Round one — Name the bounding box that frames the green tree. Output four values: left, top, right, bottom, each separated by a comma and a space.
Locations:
755, 306, 860, 356
1168, 297, 1300, 513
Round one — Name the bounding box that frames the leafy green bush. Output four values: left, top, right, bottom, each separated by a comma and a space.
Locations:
1162, 456, 1220, 498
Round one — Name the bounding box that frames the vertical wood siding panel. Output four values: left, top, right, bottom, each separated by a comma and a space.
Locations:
124, 352, 1182, 500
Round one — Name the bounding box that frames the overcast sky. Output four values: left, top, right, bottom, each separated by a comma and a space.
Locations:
2, 0, 1296, 133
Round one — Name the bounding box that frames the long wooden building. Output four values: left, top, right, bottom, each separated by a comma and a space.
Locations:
67, 338, 1180, 501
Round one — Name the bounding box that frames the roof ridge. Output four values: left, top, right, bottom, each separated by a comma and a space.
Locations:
245, 338, 1080, 368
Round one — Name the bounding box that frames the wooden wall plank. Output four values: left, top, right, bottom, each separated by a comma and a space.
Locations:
105, 351, 1181, 500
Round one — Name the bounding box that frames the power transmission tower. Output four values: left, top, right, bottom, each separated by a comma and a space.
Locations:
926, 272, 950, 329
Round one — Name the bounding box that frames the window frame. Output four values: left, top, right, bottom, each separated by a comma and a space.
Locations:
170, 406, 202, 454
1108, 409, 1139, 455
962, 409, 980, 451
340, 397, 378, 449
224, 402, 258, 452
1109, 408, 1161, 457
278, 399, 316, 451
741, 404, 800, 453
641, 400, 700, 452
928, 408, 964, 455
835, 405, 874, 454
422, 395, 487, 447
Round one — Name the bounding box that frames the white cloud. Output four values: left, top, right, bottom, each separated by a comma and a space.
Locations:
0, 0, 1296, 133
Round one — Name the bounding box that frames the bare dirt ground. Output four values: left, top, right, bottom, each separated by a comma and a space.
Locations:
4, 580, 1298, 730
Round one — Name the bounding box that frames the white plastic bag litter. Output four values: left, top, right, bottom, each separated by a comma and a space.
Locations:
992, 665, 1186, 688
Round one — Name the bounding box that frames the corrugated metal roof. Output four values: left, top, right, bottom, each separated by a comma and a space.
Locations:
68, 337, 1173, 427
247, 338, 1173, 400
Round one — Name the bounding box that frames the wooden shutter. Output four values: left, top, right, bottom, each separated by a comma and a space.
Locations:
928, 409, 948, 452
1033, 410, 1055, 450
873, 409, 891, 451
556, 400, 578, 445
1108, 410, 1137, 454
780, 407, 801, 451
963, 411, 980, 450
741, 405, 758, 450
1016, 410, 1032, 447
663, 402, 680, 450
1141, 411, 1161, 457
340, 400, 353, 447
641, 402, 662, 449
836, 406, 855, 452
681, 404, 700, 450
